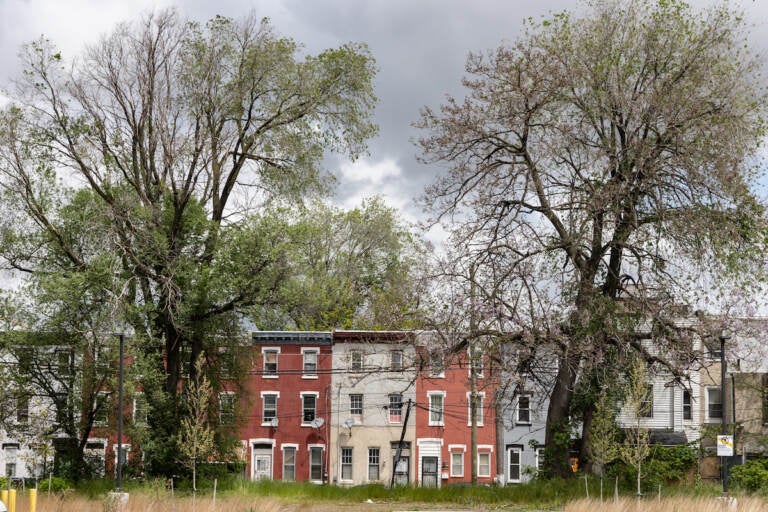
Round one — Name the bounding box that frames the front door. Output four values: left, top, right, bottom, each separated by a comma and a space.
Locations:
252, 444, 273, 480
421, 456, 439, 488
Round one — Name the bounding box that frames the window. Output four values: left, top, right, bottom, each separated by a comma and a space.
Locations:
478, 452, 491, 478
508, 447, 521, 482
218, 348, 235, 378
302, 393, 318, 424
16, 396, 28, 424
309, 446, 323, 481
469, 347, 484, 377
368, 448, 380, 481
390, 350, 403, 371
341, 447, 353, 480
535, 447, 545, 472
429, 352, 444, 377
516, 395, 530, 424
262, 393, 278, 425
450, 452, 464, 477
350, 394, 363, 421
283, 446, 296, 481
302, 349, 318, 377
219, 392, 235, 425
113, 444, 131, 477
57, 350, 71, 375
389, 394, 403, 423
350, 350, 363, 372
467, 392, 484, 426
683, 390, 692, 421
262, 348, 279, 377
707, 387, 723, 420
133, 393, 148, 425
640, 384, 653, 418
94, 392, 110, 426
428, 392, 445, 426
3, 444, 18, 478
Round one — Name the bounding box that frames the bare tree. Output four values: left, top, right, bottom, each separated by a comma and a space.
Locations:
416, 0, 767, 476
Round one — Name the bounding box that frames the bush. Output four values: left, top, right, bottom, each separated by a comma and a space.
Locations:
730, 458, 768, 493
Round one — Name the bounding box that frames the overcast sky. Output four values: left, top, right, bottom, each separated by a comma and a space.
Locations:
2, 0, 767, 230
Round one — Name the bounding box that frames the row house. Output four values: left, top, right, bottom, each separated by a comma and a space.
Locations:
328, 331, 417, 486
240, 331, 333, 482
414, 333, 498, 487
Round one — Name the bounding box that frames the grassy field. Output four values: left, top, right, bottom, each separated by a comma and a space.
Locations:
3, 479, 767, 512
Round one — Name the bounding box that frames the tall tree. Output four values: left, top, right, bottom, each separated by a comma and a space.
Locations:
0, 10, 376, 474
417, 0, 766, 477
251, 197, 424, 330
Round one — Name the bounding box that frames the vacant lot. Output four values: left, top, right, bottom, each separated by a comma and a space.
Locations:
7, 492, 768, 512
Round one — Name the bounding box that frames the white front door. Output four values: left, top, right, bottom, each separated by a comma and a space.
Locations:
252, 444, 273, 480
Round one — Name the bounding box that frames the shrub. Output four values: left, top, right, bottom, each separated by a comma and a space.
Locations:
729, 458, 768, 492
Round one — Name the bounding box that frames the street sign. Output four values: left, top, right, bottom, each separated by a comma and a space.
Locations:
717, 435, 734, 457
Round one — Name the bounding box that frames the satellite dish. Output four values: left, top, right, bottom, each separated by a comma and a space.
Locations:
310, 417, 324, 429
344, 418, 355, 429
269, 418, 279, 427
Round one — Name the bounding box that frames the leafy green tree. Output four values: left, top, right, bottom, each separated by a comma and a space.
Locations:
588, 389, 619, 479
417, 0, 767, 476
0, 10, 376, 475
251, 197, 424, 330
619, 359, 652, 496
178, 356, 215, 495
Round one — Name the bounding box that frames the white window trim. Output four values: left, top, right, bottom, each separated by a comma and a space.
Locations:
300, 391, 320, 426
301, 348, 320, 379
534, 446, 544, 472
349, 393, 364, 422
466, 391, 485, 426
388, 394, 404, 424
477, 451, 492, 478
449, 450, 464, 478
429, 352, 445, 378
95, 391, 110, 426
350, 350, 364, 372
282, 443, 298, 481
219, 391, 236, 424
260, 391, 280, 426
705, 386, 723, 422
133, 392, 147, 425
390, 350, 404, 371
261, 347, 280, 379
516, 394, 531, 425
112, 443, 131, 476
427, 391, 446, 426
467, 347, 484, 379
308, 444, 326, 483
340, 446, 354, 482
507, 447, 521, 483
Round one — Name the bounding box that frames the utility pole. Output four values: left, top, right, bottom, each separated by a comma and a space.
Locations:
469, 264, 478, 485
390, 398, 412, 488
720, 333, 728, 497
116, 333, 124, 492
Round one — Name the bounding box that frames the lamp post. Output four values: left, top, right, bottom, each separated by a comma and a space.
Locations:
116, 333, 124, 492
720, 332, 729, 497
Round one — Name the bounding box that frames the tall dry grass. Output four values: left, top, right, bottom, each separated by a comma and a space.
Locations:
6, 492, 284, 512
565, 497, 765, 512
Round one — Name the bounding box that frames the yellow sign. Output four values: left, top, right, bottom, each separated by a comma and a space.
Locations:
717, 435, 734, 457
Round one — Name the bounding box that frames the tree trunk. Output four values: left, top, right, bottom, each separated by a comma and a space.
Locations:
580, 399, 596, 474
544, 349, 580, 478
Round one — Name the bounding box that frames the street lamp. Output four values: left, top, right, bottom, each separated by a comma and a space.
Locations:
719, 331, 730, 497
